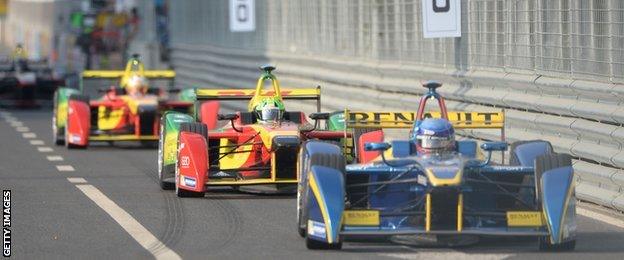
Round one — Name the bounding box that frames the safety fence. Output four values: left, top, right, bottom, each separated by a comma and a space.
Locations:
167, 0, 624, 212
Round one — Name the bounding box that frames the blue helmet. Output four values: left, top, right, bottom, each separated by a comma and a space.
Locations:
412, 118, 455, 153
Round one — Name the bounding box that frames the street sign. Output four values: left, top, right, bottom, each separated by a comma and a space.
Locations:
421, 0, 461, 38
229, 0, 255, 32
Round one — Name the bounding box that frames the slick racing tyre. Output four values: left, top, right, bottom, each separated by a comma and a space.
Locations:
158, 118, 174, 190
52, 92, 64, 145
175, 122, 207, 198
297, 141, 345, 238
534, 153, 571, 205
535, 153, 576, 251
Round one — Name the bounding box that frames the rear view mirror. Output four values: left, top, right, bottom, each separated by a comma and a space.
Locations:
309, 112, 330, 120
217, 113, 239, 121
364, 142, 391, 152
480, 142, 508, 152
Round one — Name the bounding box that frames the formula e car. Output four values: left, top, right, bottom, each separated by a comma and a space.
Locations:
52, 54, 194, 148
0, 47, 65, 108
297, 81, 576, 251
158, 65, 349, 197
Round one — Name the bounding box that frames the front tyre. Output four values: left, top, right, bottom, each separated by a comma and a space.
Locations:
52, 94, 64, 145
158, 119, 174, 190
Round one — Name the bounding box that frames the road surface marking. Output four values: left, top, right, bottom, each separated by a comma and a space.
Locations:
9, 121, 23, 127
30, 140, 45, 145
578, 206, 624, 229
381, 246, 512, 259
47, 155, 64, 161
67, 177, 87, 184
75, 184, 182, 260
37, 147, 53, 152
15, 126, 29, 132
56, 165, 75, 172
23, 132, 36, 138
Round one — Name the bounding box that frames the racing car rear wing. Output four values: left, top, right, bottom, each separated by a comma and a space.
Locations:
344, 110, 504, 129
343, 109, 506, 160
81, 70, 176, 79
195, 86, 322, 112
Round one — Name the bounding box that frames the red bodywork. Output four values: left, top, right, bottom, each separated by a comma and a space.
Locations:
66, 98, 91, 146
177, 110, 350, 193
65, 87, 193, 147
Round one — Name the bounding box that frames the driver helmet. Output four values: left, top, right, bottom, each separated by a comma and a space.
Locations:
254, 97, 285, 123
412, 118, 456, 154
126, 75, 148, 96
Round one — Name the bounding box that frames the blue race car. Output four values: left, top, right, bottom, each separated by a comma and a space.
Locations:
296, 81, 576, 251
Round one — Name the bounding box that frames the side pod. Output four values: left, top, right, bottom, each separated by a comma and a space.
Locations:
541, 164, 576, 244
305, 166, 345, 244
177, 132, 208, 193
66, 98, 90, 147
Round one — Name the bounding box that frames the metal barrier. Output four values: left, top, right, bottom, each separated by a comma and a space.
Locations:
168, 0, 624, 212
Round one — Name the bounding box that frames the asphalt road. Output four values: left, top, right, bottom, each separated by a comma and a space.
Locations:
2, 107, 624, 259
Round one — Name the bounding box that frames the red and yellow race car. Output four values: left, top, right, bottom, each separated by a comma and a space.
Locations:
158, 65, 349, 197
53, 55, 195, 148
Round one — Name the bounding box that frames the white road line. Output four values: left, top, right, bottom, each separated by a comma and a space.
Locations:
56, 165, 75, 172
67, 177, 87, 184
47, 155, 64, 161
22, 132, 37, 138
37, 147, 54, 152
577, 206, 624, 229
30, 140, 45, 145
383, 252, 511, 260
75, 184, 182, 260
15, 126, 29, 132
9, 121, 23, 127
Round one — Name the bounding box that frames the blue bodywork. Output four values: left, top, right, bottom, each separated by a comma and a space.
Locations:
302, 139, 575, 246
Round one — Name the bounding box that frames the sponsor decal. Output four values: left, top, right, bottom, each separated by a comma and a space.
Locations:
307, 220, 326, 239
212, 171, 230, 177
417, 174, 428, 186
180, 156, 190, 168
3, 190, 11, 257
346, 111, 503, 128
343, 210, 380, 226
183, 177, 196, 188
70, 135, 82, 143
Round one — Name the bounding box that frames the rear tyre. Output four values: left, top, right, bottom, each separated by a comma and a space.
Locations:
158, 118, 174, 190
534, 153, 572, 205
535, 153, 575, 252
175, 122, 207, 198
65, 94, 90, 149
297, 141, 345, 238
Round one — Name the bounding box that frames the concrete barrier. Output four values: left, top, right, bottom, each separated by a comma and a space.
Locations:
170, 43, 624, 212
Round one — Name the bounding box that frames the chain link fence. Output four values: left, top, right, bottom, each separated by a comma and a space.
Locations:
171, 0, 624, 83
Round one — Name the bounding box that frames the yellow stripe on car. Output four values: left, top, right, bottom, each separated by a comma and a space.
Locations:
308, 172, 334, 244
